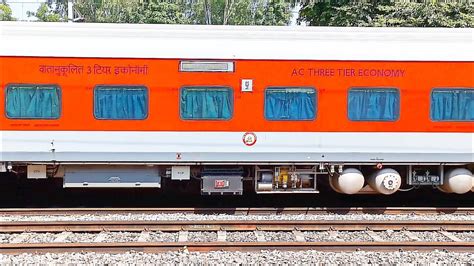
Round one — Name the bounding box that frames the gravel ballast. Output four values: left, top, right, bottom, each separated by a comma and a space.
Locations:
413, 232, 452, 242
0, 213, 473, 222
0, 250, 472, 264
188, 231, 217, 242
377, 230, 412, 242
66, 233, 97, 243
0, 230, 471, 244
264, 231, 295, 242
227, 232, 257, 242
303, 231, 335, 242
148, 232, 177, 242
453, 232, 474, 242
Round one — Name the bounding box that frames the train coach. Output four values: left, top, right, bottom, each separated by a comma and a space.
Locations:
0, 22, 473, 196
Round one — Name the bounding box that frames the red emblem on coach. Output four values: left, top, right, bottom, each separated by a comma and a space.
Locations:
242, 132, 257, 146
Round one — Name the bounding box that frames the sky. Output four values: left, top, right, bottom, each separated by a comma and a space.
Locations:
6, 0, 45, 21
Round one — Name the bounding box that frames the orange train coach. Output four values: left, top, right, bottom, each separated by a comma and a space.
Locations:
0, 22, 473, 196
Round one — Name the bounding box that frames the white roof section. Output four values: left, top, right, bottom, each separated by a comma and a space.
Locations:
0, 22, 473, 61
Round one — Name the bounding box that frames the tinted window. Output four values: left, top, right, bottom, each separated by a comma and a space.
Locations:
180, 87, 233, 120
265, 87, 316, 121
94, 86, 148, 120
348, 88, 399, 121
431, 88, 474, 121
5, 84, 60, 119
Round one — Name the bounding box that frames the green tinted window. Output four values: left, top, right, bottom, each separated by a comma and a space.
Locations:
94, 86, 148, 120
6, 85, 60, 119
180, 87, 233, 120
264, 87, 316, 121
431, 89, 473, 121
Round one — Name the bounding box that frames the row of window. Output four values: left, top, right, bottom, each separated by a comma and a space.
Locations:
4, 84, 474, 122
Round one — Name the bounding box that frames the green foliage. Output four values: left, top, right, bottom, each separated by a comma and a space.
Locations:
259, 0, 292, 26
0, 3, 14, 21
141, 1, 189, 24
29, 2, 64, 22
187, 0, 292, 25
75, 0, 145, 23
75, 0, 191, 24
33, 0, 291, 25
27, 0, 472, 27
299, 0, 474, 27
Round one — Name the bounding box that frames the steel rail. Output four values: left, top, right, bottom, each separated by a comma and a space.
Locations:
0, 217, 472, 254
0, 207, 472, 216
0, 220, 473, 233
0, 241, 473, 254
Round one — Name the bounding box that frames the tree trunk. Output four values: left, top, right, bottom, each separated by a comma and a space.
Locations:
204, 0, 212, 24
223, 0, 234, 25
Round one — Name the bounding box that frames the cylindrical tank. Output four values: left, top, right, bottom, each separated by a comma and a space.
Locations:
330, 168, 365, 194
367, 168, 401, 195
438, 168, 472, 194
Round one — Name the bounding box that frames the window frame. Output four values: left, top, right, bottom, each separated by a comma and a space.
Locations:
430, 87, 474, 122
264, 86, 317, 121
179, 86, 234, 121
5, 83, 62, 120
93, 85, 149, 120
347, 87, 401, 122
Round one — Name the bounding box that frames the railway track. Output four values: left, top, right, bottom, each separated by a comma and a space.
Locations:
0, 220, 473, 232
0, 207, 473, 216
2, 241, 473, 254
0, 210, 473, 254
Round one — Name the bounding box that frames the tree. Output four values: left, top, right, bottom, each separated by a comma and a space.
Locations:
298, 0, 474, 27
74, 0, 292, 25
73, 0, 188, 24
187, 0, 292, 25
75, 0, 144, 23
29, 3, 64, 22
29, 0, 473, 27
258, 0, 293, 25
0, 3, 14, 21
141, 1, 189, 24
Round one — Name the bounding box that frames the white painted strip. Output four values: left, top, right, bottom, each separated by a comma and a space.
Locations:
1, 23, 472, 61
2, 131, 471, 154
1, 131, 472, 163
0, 130, 3, 162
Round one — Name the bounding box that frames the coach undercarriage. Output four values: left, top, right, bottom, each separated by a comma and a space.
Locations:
1, 162, 473, 195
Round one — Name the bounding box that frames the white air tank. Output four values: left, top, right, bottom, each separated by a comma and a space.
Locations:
472, 175, 474, 192
438, 168, 472, 194
368, 168, 401, 195
330, 168, 365, 194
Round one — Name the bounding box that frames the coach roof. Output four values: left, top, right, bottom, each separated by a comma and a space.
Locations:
0, 22, 473, 61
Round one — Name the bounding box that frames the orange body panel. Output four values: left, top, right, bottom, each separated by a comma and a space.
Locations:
0, 57, 473, 132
